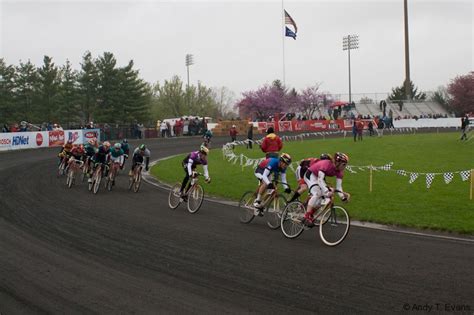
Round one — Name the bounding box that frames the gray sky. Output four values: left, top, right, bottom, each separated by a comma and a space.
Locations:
1, 0, 473, 100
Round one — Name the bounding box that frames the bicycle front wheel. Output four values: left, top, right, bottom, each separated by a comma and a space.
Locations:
239, 191, 256, 224
168, 183, 182, 209
266, 195, 287, 229
133, 172, 141, 193
319, 205, 350, 247
280, 201, 305, 239
66, 168, 73, 188
187, 184, 204, 214
93, 174, 101, 194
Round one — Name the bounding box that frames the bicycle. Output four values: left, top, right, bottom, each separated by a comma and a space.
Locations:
128, 162, 144, 193
91, 163, 109, 194
81, 156, 93, 182
168, 173, 205, 214
105, 161, 121, 191
280, 190, 350, 247
66, 158, 84, 188
57, 155, 69, 177
238, 181, 288, 229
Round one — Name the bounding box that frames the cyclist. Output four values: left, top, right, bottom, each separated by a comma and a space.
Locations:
58, 140, 73, 165
253, 153, 292, 213
301, 152, 351, 227
203, 129, 213, 146
120, 139, 130, 169
288, 153, 331, 203
68, 144, 85, 170
84, 138, 98, 166
108, 143, 125, 184
90, 141, 111, 183
129, 144, 151, 176
180, 144, 211, 198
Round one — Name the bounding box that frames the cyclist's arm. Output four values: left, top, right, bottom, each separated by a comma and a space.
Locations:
186, 159, 194, 176
335, 178, 346, 199
202, 164, 209, 179
280, 172, 288, 186
145, 157, 150, 170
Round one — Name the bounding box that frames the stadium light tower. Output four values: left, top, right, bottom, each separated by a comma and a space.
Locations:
342, 35, 359, 103
185, 54, 194, 89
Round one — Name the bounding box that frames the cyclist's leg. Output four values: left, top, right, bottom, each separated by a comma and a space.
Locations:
303, 172, 323, 222
180, 165, 191, 193
253, 168, 267, 206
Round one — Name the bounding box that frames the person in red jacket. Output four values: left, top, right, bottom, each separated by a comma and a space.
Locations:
260, 127, 283, 158
229, 125, 238, 142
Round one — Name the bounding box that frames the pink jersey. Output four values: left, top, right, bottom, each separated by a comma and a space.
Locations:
307, 159, 344, 179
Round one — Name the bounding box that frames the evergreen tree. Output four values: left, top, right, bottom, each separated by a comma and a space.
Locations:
0, 59, 18, 123
388, 80, 426, 101
77, 51, 99, 124
95, 52, 122, 122
58, 60, 81, 127
15, 60, 38, 122
37, 55, 61, 123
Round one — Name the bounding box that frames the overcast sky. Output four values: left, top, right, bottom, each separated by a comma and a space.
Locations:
1, 0, 473, 100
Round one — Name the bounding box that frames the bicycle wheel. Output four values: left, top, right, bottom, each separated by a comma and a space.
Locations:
66, 168, 73, 188
280, 201, 305, 239
239, 191, 256, 224
57, 160, 66, 177
81, 162, 88, 182
106, 174, 113, 191
266, 195, 287, 229
133, 172, 141, 193
187, 184, 204, 214
93, 173, 101, 194
319, 205, 350, 247
128, 174, 134, 190
168, 183, 182, 209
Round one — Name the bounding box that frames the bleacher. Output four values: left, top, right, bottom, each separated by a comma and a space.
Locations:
350, 101, 450, 118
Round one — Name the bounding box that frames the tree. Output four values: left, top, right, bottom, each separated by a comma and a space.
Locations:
211, 86, 236, 119
447, 72, 474, 115
430, 86, 451, 114
37, 55, 61, 123
77, 51, 99, 123
118, 60, 151, 123
95, 52, 122, 122
388, 80, 426, 101
295, 84, 325, 119
0, 59, 18, 123
58, 59, 81, 127
15, 60, 38, 122
152, 75, 186, 119
236, 85, 288, 120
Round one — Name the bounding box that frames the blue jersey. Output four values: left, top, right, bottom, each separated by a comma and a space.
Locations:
257, 157, 286, 176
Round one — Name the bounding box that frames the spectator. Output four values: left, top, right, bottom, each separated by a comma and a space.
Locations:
260, 127, 282, 158
229, 125, 238, 142
460, 115, 470, 141
2, 124, 9, 133
398, 100, 403, 112
246, 123, 253, 149
368, 121, 374, 136
160, 121, 167, 138
352, 121, 357, 142
357, 120, 364, 141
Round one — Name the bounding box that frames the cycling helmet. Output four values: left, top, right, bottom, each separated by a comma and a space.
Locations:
103, 141, 111, 148
279, 153, 292, 165
88, 139, 95, 145
200, 144, 209, 155
114, 143, 121, 149
122, 139, 128, 143
334, 152, 349, 164
67, 140, 73, 144
139, 144, 146, 151
320, 153, 331, 160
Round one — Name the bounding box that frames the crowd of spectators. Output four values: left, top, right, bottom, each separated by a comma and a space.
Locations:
1, 121, 65, 133
156, 117, 208, 138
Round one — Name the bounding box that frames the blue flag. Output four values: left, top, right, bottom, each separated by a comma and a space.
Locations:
285, 26, 296, 40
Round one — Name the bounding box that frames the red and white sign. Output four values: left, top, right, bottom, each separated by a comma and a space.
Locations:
36, 133, 43, 146
49, 130, 65, 147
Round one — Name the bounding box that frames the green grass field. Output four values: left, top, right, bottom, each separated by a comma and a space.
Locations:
152, 133, 474, 234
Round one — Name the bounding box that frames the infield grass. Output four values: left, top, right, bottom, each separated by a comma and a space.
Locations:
151, 133, 474, 234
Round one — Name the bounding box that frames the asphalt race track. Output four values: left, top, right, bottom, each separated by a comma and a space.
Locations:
1, 136, 473, 313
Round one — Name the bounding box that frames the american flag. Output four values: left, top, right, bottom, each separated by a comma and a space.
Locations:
284, 10, 297, 33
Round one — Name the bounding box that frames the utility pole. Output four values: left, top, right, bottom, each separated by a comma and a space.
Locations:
343, 35, 359, 103
404, 0, 411, 100
185, 54, 194, 89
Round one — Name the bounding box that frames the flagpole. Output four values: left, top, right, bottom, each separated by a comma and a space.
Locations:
281, 0, 286, 86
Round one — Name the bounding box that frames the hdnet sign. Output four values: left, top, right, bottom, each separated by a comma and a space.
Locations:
0, 131, 50, 151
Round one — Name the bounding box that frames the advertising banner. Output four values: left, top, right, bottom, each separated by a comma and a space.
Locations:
81, 129, 100, 144
0, 131, 49, 151
65, 129, 83, 145
48, 130, 65, 147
